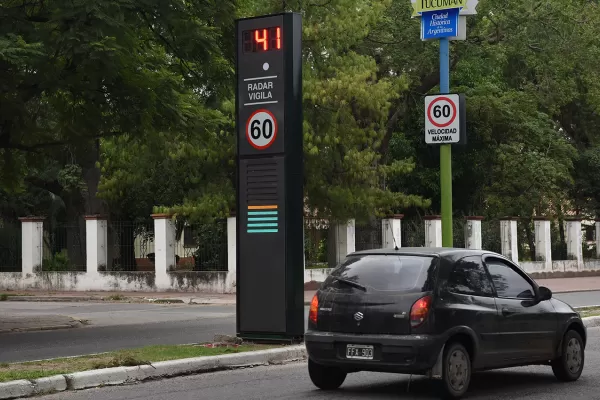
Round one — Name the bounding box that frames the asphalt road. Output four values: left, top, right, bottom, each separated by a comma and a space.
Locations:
36, 327, 600, 400
0, 303, 240, 363
0, 291, 597, 363
555, 291, 600, 307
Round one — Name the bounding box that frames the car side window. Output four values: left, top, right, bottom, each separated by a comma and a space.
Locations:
446, 256, 494, 297
485, 259, 535, 299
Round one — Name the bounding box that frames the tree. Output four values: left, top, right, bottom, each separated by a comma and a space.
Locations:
99, 0, 430, 227
0, 0, 235, 190
0, 0, 236, 267
278, 0, 430, 221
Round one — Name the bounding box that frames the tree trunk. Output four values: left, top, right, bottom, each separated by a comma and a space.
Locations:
84, 140, 107, 216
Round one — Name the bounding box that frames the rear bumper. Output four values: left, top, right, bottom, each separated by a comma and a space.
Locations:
305, 330, 445, 374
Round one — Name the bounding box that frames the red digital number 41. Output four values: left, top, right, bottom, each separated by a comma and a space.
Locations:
254, 29, 268, 51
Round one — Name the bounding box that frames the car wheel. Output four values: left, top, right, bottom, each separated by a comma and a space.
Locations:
308, 358, 347, 390
439, 342, 471, 399
552, 330, 585, 382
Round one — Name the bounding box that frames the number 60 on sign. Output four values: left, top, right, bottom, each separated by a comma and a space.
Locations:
246, 109, 278, 150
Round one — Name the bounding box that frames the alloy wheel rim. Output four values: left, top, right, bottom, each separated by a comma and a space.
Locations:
447, 349, 468, 392
566, 337, 582, 374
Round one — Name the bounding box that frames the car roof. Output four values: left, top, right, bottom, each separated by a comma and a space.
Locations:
349, 247, 493, 258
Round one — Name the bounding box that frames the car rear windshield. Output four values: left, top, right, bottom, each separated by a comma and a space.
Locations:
326, 254, 438, 292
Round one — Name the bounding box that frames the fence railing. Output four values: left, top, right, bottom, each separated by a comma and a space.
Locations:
6, 215, 596, 275
178, 221, 228, 271
304, 217, 330, 268
355, 219, 382, 252
105, 221, 154, 272
0, 221, 21, 272
453, 218, 465, 248
481, 219, 501, 254
402, 218, 425, 247
43, 223, 86, 272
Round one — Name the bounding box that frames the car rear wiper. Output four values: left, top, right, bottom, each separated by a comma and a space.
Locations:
334, 277, 367, 292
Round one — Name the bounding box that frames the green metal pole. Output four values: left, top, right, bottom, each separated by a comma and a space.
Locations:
439, 37, 453, 247
440, 144, 453, 247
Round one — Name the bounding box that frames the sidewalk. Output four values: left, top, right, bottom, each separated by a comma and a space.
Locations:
1, 277, 599, 305
535, 276, 600, 293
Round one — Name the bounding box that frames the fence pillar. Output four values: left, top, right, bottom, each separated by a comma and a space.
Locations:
152, 214, 176, 289
85, 215, 107, 273
464, 217, 483, 250
596, 220, 600, 259
19, 217, 44, 276
382, 214, 403, 249
533, 217, 552, 270
335, 219, 355, 264
424, 216, 442, 247
500, 218, 519, 263
565, 218, 583, 268
226, 215, 236, 293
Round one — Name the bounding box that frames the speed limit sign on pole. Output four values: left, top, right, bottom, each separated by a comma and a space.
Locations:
424, 94, 465, 145
246, 109, 278, 150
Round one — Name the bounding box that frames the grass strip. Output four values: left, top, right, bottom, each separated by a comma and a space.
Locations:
0, 343, 276, 382
579, 306, 600, 318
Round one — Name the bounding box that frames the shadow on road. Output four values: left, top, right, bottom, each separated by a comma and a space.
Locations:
320, 370, 564, 399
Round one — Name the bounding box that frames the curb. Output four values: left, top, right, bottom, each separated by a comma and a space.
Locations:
5, 296, 101, 303
0, 345, 307, 400
574, 305, 600, 310
0, 324, 80, 334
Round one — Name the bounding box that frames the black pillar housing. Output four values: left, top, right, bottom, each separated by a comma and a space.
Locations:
235, 13, 304, 342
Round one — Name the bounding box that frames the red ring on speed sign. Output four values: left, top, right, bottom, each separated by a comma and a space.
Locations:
427, 97, 457, 128
245, 109, 278, 150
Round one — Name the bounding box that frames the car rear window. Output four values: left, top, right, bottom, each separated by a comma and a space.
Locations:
326, 254, 438, 292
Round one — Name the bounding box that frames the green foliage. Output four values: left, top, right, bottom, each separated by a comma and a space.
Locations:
41, 250, 73, 272
98, 0, 428, 223
304, 233, 328, 267
3, 0, 600, 246
378, 0, 599, 220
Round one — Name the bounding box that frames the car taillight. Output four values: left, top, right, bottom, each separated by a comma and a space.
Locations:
309, 295, 318, 324
410, 295, 432, 329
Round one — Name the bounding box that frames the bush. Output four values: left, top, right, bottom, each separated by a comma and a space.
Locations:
42, 250, 74, 271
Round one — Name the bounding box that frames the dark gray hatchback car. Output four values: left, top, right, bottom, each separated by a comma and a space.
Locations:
305, 248, 586, 399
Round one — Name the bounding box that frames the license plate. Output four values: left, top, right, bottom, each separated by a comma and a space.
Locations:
346, 344, 374, 360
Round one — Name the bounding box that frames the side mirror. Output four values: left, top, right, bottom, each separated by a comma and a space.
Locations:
538, 286, 552, 301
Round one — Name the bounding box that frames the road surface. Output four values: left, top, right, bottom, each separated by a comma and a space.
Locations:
36, 327, 600, 400
0, 291, 598, 363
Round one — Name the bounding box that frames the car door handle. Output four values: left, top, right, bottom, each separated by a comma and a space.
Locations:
501, 307, 513, 316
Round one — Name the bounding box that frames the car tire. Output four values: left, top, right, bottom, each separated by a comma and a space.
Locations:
308, 358, 347, 390
439, 342, 471, 399
552, 329, 585, 382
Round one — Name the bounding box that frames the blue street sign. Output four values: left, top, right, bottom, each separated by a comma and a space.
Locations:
421, 8, 460, 40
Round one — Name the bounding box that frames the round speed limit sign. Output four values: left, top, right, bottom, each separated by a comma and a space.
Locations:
246, 109, 278, 150
427, 96, 457, 128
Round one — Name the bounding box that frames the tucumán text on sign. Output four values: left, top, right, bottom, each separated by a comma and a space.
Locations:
415, 0, 466, 14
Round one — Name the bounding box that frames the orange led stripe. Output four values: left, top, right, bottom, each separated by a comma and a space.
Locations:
248, 205, 278, 210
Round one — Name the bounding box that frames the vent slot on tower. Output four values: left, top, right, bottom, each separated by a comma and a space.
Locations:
246, 162, 278, 204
